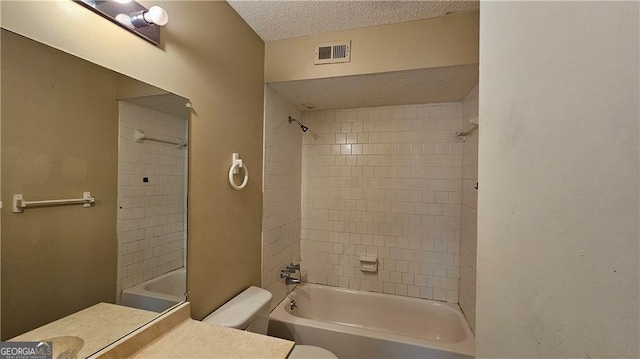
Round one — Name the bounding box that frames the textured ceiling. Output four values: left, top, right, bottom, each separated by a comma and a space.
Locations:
227, 1, 480, 41
268, 64, 479, 111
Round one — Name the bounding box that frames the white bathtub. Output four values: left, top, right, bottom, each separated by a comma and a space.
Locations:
269, 283, 474, 359
121, 268, 186, 313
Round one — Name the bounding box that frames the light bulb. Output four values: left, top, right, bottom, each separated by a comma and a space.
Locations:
143, 6, 169, 26
115, 13, 134, 29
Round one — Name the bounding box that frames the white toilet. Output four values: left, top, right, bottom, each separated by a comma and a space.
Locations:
202, 286, 338, 359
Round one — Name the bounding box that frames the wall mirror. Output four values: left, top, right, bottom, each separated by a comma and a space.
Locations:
0, 29, 189, 353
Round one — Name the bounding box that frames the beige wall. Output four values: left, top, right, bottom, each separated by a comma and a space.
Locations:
265, 11, 478, 83
1, 30, 118, 339
1, 1, 265, 320
477, 2, 639, 357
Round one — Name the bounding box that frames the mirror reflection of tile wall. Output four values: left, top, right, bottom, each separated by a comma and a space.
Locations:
116, 101, 188, 301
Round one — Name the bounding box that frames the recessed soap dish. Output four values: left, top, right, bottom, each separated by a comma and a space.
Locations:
359, 255, 378, 273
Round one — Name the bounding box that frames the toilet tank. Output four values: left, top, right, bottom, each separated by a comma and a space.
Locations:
202, 286, 272, 334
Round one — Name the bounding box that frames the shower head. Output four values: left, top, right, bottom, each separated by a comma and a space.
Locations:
289, 116, 309, 133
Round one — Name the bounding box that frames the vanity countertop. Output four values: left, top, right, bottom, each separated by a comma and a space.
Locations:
12, 302, 294, 358
130, 318, 294, 358
11, 303, 158, 358
93, 302, 294, 359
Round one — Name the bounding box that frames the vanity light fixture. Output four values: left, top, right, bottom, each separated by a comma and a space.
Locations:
115, 6, 168, 29
76, 0, 169, 46
120, 6, 169, 28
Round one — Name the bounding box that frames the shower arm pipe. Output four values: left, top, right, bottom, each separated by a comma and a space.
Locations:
289, 116, 308, 129
289, 116, 302, 127
455, 117, 479, 141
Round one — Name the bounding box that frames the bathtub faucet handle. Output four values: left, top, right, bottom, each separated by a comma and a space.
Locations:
286, 263, 300, 273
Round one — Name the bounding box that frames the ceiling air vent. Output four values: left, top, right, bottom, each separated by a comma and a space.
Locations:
314, 41, 351, 65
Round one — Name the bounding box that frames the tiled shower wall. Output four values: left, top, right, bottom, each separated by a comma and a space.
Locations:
117, 102, 187, 300
460, 84, 479, 332
262, 86, 302, 310
301, 103, 464, 302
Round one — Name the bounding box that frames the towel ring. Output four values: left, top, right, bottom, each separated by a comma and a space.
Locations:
229, 153, 249, 190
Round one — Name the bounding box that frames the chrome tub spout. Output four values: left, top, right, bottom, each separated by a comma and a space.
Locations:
280, 269, 301, 285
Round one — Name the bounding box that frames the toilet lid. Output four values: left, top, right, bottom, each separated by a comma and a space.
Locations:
289, 345, 338, 359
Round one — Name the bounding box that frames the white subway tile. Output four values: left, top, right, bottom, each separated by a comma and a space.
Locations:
300, 101, 466, 309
